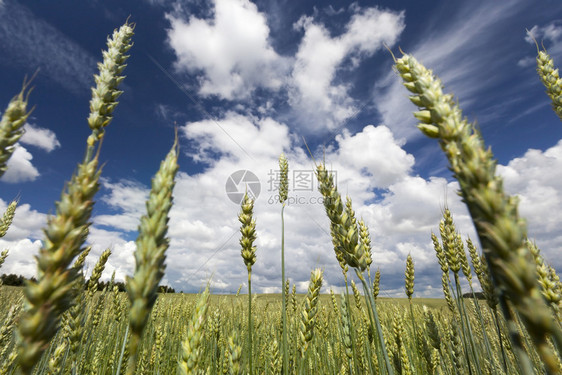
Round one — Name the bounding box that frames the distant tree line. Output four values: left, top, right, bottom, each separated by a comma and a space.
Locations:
462, 291, 485, 299
1, 273, 175, 293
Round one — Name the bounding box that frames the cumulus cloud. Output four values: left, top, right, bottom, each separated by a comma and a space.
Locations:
75, 113, 476, 296
83, 227, 137, 283
0, 198, 46, 278
0, 238, 42, 277
0, 146, 39, 183
289, 7, 404, 131
21, 123, 61, 152
335, 125, 414, 188
2, 0, 560, 299
498, 140, 562, 270
166, 2, 405, 133
94, 179, 149, 232
0, 123, 59, 183
5, 112, 561, 297
0, 199, 45, 241
166, 0, 290, 100
182, 112, 290, 163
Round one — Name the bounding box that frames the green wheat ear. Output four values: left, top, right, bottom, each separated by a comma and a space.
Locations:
179, 285, 210, 374
395, 50, 562, 374
0, 199, 17, 237
528, 30, 562, 121
16, 20, 134, 375
404, 254, 414, 299
126, 135, 179, 374
0, 81, 33, 178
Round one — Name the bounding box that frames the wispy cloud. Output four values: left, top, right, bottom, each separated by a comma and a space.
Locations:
375, 0, 530, 141
0, 0, 96, 93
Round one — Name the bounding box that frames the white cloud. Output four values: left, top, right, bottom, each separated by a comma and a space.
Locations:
0, 238, 42, 277
525, 22, 562, 58
75, 114, 476, 296
166, 2, 405, 133
0, 199, 45, 241
5, 113, 562, 296
0, 198, 47, 278
84, 227, 136, 283
335, 125, 414, 188
94, 179, 149, 232
182, 112, 290, 163
526, 23, 562, 45
517, 56, 535, 68
21, 123, 61, 152
0, 146, 39, 183
289, 7, 405, 131
498, 140, 562, 269
0, 123, 59, 184
166, 0, 290, 100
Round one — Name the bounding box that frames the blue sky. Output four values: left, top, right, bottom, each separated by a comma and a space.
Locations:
0, 0, 561, 297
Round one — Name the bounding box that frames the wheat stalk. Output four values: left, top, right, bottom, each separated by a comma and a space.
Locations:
278, 153, 289, 375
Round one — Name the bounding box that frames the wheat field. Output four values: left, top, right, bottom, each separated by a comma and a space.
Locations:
0, 20, 561, 375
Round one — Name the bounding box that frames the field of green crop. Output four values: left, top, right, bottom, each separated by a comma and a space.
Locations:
0, 20, 561, 375
0, 284, 544, 375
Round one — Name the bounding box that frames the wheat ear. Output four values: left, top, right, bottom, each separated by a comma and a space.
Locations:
179, 285, 210, 374
0, 82, 32, 178
86, 20, 135, 159
315, 163, 347, 274
126, 136, 178, 374
87, 248, 112, 298
0, 200, 17, 237
298, 269, 323, 358
0, 249, 8, 271
395, 51, 562, 373
16, 22, 134, 374
534, 43, 562, 121
239, 192, 257, 375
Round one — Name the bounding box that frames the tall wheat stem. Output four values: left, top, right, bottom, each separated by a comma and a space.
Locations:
279, 153, 289, 375
239, 193, 257, 375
